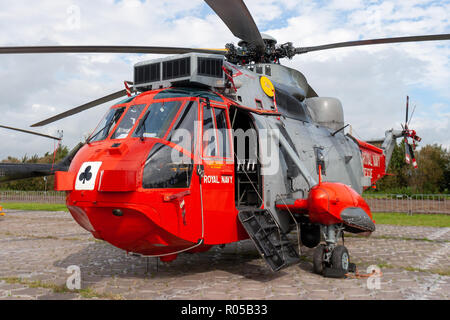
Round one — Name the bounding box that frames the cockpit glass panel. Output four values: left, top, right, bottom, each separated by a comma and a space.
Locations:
111, 104, 146, 139
133, 101, 183, 139
142, 143, 193, 189
165, 101, 198, 154
213, 108, 231, 158
274, 87, 309, 122
202, 107, 217, 157
89, 106, 125, 142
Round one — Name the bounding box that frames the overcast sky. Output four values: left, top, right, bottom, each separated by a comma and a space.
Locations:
0, 0, 449, 160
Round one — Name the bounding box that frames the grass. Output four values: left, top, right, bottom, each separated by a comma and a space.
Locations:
1, 277, 123, 300
371, 263, 450, 276
345, 233, 446, 243
373, 212, 450, 228
1, 202, 68, 212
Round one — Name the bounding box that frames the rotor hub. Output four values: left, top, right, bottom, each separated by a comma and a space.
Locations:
226, 34, 296, 65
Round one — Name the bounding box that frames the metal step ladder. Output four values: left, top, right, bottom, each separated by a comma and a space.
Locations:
238, 207, 300, 272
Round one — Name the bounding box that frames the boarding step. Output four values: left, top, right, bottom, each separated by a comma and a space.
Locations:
238, 208, 300, 272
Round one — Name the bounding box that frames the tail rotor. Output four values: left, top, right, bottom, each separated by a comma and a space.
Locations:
402, 96, 421, 168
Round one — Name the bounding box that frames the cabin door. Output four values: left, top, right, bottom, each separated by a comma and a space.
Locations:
199, 101, 237, 244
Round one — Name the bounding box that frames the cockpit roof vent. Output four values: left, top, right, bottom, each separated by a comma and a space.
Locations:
134, 53, 225, 92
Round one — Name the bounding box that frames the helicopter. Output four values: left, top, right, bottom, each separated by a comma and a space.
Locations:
0, 0, 448, 277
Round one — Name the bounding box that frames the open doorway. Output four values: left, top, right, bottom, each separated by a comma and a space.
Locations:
229, 107, 262, 208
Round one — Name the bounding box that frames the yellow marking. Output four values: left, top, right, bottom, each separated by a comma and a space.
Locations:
204, 160, 225, 169
199, 48, 228, 53
260, 76, 274, 97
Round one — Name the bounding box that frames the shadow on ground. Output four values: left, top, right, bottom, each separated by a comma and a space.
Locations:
53, 240, 307, 286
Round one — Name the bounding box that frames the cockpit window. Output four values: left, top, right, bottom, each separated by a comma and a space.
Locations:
111, 104, 146, 139
133, 101, 183, 139
165, 101, 198, 154
274, 87, 309, 122
202, 106, 231, 158
142, 143, 193, 189
89, 107, 125, 142
202, 107, 217, 157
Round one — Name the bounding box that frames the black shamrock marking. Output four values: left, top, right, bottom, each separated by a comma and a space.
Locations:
79, 166, 93, 184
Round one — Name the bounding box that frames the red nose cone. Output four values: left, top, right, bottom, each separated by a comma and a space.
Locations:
307, 182, 374, 230
67, 202, 198, 257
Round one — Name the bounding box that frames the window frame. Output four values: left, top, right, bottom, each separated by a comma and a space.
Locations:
201, 103, 233, 161
109, 104, 147, 140
88, 105, 127, 143
131, 98, 187, 140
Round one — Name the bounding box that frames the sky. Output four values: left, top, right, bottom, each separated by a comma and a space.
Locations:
0, 0, 449, 160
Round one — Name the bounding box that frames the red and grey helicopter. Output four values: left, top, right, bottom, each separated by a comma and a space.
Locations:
0, 0, 447, 277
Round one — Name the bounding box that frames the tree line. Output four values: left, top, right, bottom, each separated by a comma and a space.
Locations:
376, 142, 450, 194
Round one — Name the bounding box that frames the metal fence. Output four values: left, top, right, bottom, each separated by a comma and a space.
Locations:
0, 190, 449, 214
0, 190, 65, 204
364, 194, 450, 214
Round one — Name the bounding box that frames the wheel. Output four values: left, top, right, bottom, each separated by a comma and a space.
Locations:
331, 245, 350, 272
313, 244, 326, 274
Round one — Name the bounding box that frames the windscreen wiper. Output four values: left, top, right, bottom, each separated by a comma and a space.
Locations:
87, 123, 112, 143
137, 110, 151, 141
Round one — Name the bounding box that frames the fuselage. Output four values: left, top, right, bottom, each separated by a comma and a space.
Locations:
55, 84, 379, 259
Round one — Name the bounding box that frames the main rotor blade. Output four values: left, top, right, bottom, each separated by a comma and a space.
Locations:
0, 45, 227, 55
205, 0, 265, 52
31, 89, 127, 127
0, 125, 61, 140
295, 34, 450, 54
0, 163, 58, 182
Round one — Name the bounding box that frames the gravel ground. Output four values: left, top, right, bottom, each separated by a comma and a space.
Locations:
0, 210, 448, 300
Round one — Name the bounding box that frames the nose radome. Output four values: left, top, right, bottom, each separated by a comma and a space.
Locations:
340, 207, 375, 232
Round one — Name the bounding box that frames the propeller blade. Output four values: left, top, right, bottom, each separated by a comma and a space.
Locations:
404, 139, 412, 165
0, 124, 61, 140
405, 96, 409, 126
0, 45, 227, 56
408, 143, 418, 169
31, 89, 127, 127
0, 163, 57, 182
404, 139, 418, 169
408, 104, 417, 127
0, 143, 83, 182
205, 0, 265, 52
295, 34, 450, 54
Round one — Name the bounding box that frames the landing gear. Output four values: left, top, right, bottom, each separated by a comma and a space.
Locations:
312, 244, 327, 274
312, 224, 351, 277
331, 245, 349, 271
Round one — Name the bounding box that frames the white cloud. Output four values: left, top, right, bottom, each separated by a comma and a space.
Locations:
0, 0, 448, 161
328, 0, 364, 11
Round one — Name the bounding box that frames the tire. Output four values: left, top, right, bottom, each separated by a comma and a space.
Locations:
331, 245, 350, 272
313, 244, 326, 275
